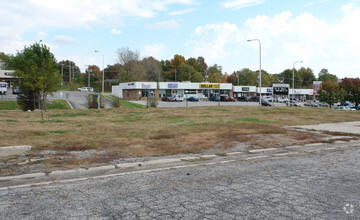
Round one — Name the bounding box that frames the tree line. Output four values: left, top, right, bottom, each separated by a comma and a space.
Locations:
0, 44, 358, 111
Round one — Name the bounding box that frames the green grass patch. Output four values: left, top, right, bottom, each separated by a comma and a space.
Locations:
50, 112, 89, 118
46, 100, 71, 109
207, 107, 232, 112
6, 119, 18, 122
48, 130, 73, 134
76, 124, 83, 127
107, 96, 145, 108
236, 117, 280, 124
0, 101, 19, 110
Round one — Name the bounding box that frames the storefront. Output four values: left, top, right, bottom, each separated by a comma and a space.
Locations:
158, 82, 233, 100
112, 82, 158, 100
112, 82, 233, 100
233, 86, 256, 98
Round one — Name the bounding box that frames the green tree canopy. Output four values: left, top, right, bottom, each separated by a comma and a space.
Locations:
318, 68, 338, 82
11, 42, 61, 111
339, 78, 360, 107
318, 80, 345, 107
298, 67, 316, 88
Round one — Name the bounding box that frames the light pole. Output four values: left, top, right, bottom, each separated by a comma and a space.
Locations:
247, 39, 262, 106
292, 61, 303, 106
94, 50, 104, 94
85, 65, 92, 88
185, 90, 188, 108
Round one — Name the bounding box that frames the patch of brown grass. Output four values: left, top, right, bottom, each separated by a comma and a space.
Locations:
0, 106, 359, 174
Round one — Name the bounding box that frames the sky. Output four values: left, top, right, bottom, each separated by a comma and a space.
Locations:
1, 0, 360, 79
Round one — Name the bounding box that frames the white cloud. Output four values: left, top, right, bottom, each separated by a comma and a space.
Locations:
52, 35, 77, 46
143, 44, 167, 58
221, 0, 265, 9
341, 3, 356, 12
37, 31, 48, 38
187, 8, 360, 78
0, 0, 195, 54
168, 8, 195, 16
110, 28, 123, 35
188, 22, 243, 63
145, 20, 181, 29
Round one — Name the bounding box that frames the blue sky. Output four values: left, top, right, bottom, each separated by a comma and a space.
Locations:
1, 0, 360, 79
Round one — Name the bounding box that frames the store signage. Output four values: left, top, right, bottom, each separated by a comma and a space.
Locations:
272, 84, 289, 95
168, 83, 178, 88
200, 84, 220, 89
273, 87, 288, 95
142, 83, 151, 88
128, 83, 135, 86
267, 88, 273, 93
242, 87, 250, 92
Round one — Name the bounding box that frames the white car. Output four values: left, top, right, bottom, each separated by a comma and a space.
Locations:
77, 87, 94, 92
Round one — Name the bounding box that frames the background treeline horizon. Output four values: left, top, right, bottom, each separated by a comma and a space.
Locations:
1, 47, 340, 92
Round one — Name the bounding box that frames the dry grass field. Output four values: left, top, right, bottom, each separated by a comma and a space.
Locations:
1, 106, 359, 175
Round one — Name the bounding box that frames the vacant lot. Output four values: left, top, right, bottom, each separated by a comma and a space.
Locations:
1, 106, 359, 175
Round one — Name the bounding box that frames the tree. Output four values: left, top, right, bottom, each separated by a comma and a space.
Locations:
0, 52, 12, 69
196, 56, 208, 73
11, 42, 61, 111
339, 78, 360, 107
177, 63, 194, 82
207, 64, 222, 83
58, 60, 80, 83
298, 67, 316, 88
191, 71, 204, 82
236, 68, 257, 86
317, 80, 345, 108
227, 72, 237, 85
142, 57, 162, 82
117, 47, 146, 81
318, 68, 338, 82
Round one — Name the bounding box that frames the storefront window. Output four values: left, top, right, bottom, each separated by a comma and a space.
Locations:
141, 89, 155, 97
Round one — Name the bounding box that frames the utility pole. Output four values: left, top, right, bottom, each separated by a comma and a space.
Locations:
60, 64, 64, 85
85, 65, 92, 88
69, 62, 71, 83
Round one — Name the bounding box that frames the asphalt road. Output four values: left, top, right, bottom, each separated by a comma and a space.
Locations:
1, 142, 359, 219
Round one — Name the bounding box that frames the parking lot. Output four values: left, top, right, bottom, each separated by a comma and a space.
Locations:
131, 100, 288, 108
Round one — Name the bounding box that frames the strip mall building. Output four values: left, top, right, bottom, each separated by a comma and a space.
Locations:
112, 82, 314, 101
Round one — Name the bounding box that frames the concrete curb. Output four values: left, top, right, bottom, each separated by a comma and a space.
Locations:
65, 100, 73, 109
0, 145, 31, 157
1, 139, 360, 182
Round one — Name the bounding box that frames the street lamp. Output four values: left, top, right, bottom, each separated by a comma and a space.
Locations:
85, 65, 92, 88
94, 50, 104, 94
292, 61, 303, 106
185, 90, 188, 108
247, 39, 262, 106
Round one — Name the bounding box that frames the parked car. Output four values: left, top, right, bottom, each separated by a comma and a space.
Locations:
228, 97, 236, 102
356, 105, 360, 110
77, 87, 94, 92
261, 99, 273, 106
187, 97, 199, 102
318, 102, 329, 108
249, 96, 259, 102
220, 95, 235, 102
237, 96, 250, 102
263, 96, 274, 102
287, 100, 302, 107
161, 96, 175, 102
276, 97, 288, 103
304, 102, 319, 107
209, 96, 220, 101
172, 94, 183, 102
333, 106, 351, 110
12, 86, 20, 94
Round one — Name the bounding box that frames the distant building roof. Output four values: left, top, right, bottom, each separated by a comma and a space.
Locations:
0, 70, 16, 79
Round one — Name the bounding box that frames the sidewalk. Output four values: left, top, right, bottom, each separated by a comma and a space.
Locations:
294, 121, 360, 134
